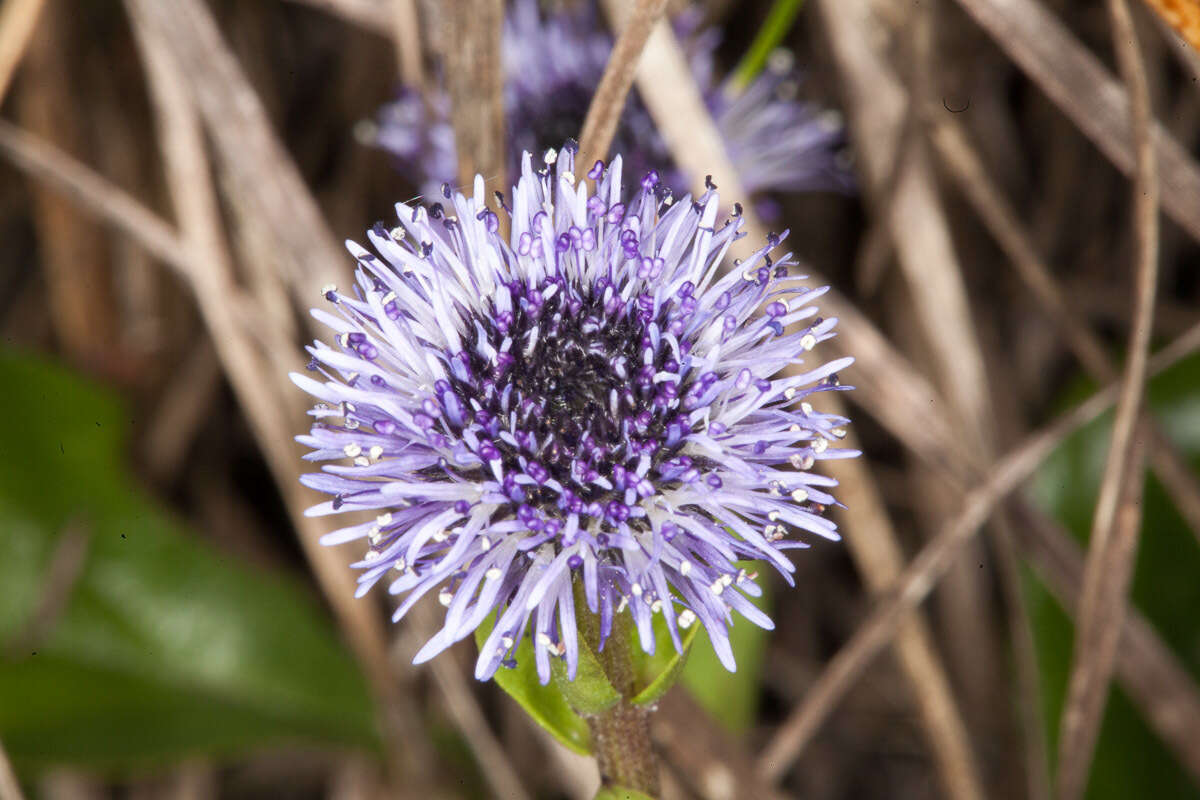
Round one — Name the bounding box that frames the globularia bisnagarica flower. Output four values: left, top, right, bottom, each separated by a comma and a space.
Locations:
370, 0, 850, 207
293, 144, 855, 685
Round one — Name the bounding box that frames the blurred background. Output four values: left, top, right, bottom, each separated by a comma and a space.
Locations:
0, 0, 1198, 798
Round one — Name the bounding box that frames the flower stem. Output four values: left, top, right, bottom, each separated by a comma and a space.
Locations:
579, 591, 661, 796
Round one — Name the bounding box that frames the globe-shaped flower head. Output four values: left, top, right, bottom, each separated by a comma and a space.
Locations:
371, 0, 850, 207
293, 144, 855, 684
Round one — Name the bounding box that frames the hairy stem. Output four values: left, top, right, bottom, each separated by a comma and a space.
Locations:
579, 590, 661, 796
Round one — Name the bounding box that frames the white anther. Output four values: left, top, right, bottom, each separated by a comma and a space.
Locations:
832, 427, 847, 439
354, 456, 370, 467
369, 445, 384, 460
813, 438, 829, 454
388, 226, 405, 240
364, 550, 381, 562
438, 590, 453, 607
650, 599, 663, 613
784, 387, 798, 399
479, 536, 491, 551
377, 512, 393, 526
679, 561, 692, 577
800, 333, 817, 351
485, 567, 503, 580
432, 529, 448, 542
617, 596, 629, 613
677, 609, 697, 629
631, 583, 643, 597
800, 402, 814, 415
501, 636, 515, 650
543, 148, 558, 164
536, 633, 553, 649
367, 527, 382, 545
343, 443, 362, 458
382, 291, 397, 305
720, 573, 733, 587
769, 510, 781, 522
791, 488, 809, 503
710, 580, 725, 596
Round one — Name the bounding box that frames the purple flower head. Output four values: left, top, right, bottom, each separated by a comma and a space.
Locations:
293, 144, 856, 685
371, 0, 849, 206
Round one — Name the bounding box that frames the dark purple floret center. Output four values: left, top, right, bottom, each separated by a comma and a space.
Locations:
446, 274, 697, 510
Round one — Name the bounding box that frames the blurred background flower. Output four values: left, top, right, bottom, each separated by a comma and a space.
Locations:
367, 0, 851, 210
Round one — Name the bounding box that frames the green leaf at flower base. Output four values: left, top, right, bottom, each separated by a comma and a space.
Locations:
475, 613, 593, 754
630, 615, 700, 707
0, 350, 379, 772
552, 632, 621, 715
593, 787, 658, 800
1029, 351, 1200, 798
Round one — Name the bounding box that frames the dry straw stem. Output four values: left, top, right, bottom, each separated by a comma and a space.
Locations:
1139, 0, 1200, 52
123, 9, 452, 787
390, 0, 425, 88
818, 0, 1005, 746
1055, 1, 1160, 795
1011, 501, 1200, 784
577, 0, 670, 168
440, 0, 507, 197
0, 737, 24, 800
123, 1, 391, 679
286, 0, 390, 34
434, 0, 504, 199
0, 0, 46, 103
825, 407, 986, 800
929, 116, 1200, 544
756, 319, 1200, 782
949, 0, 1200, 245
398, 604, 533, 800
652, 690, 788, 800
126, 0, 346, 302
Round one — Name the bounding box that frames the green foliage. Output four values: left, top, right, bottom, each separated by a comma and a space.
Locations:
680, 563, 772, 732
731, 0, 807, 90
630, 615, 699, 707
0, 350, 379, 771
475, 614, 593, 755
1029, 352, 1200, 798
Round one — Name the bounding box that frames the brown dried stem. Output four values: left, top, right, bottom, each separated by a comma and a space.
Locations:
438, 0, 507, 197
0, 737, 24, 800
578, 0, 670, 169
0, 0, 46, 103
949, 0, 1200, 244
757, 320, 1200, 781
1055, 1, 1160, 795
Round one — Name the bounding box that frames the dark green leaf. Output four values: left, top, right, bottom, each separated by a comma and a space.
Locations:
475, 614, 592, 754
0, 350, 379, 771
1029, 352, 1200, 798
